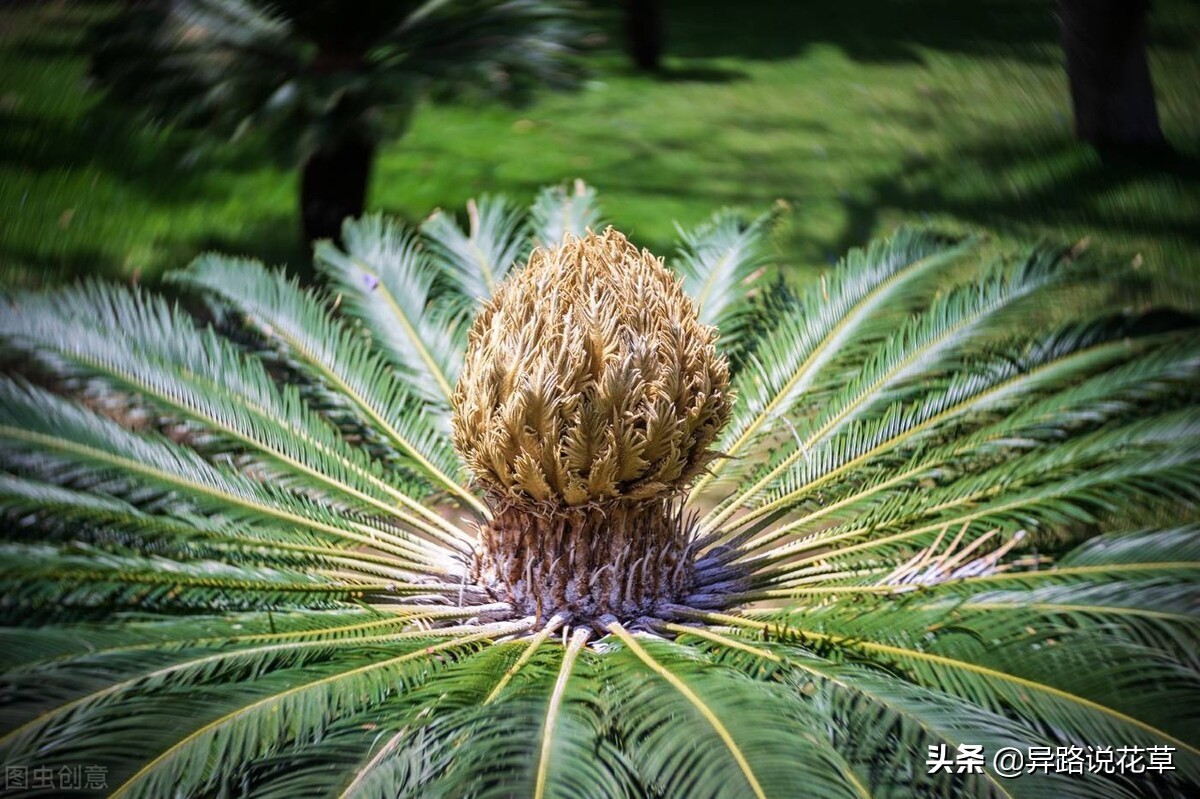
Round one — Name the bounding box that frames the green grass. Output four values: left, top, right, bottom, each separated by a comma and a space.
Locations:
2, 0, 1198, 306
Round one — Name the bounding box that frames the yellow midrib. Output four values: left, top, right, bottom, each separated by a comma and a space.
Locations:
110, 621, 530, 798
607, 621, 769, 799
699, 610, 1200, 758
534, 627, 591, 799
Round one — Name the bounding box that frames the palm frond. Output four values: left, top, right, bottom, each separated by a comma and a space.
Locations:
673, 205, 779, 354
0, 541, 399, 622
530, 179, 603, 247
317, 215, 466, 408
239, 627, 579, 799
0, 281, 470, 549
689, 228, 975, 501
752, 410, 1200, 588
748, 528, 1200, 667
1, 611, 508, 760
602, 624, 872, 799
388, 0, 586, 104
722, 324, 1199, 555
667, 624, 1130, 798
422, 195, 529, 306
1058, 524, 1200, 565
0, 604, 489, 675
688, 608, 1200, 785
103, 622, 528, 799
167, 253, 485, 516
0, 473, 431, 585
0, 623, 519, 799
0, 377, 452, 571
701, 244, 1081, 535
400, 627, 638, 799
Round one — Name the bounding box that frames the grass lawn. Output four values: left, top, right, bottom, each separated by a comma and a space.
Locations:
2, 0, 1198, 305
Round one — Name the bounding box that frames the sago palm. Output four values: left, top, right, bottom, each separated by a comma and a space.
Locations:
90, 0, 585, 241
1, 182, 1198, 798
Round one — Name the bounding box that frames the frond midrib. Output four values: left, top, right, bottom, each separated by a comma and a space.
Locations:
0, 424, 443, 570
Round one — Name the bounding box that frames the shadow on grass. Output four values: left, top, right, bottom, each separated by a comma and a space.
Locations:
0, 213, 311, 293
494, 110, 1199, 299
833, 135, 1200, 258
184, 214, 315, 284
652, 64, 748, 83
3, 109, 190, 201
657, 0, 1196, 65
0, 246, 128, 290
1, 105, 282, 204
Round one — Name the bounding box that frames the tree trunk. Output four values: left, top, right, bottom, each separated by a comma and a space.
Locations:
299, 132, 375, 244
622, 0, 664, 72
1058, 0, 1165, 151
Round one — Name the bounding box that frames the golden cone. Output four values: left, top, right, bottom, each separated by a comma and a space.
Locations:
453, 227, 734, 619
453, 226, 732, 509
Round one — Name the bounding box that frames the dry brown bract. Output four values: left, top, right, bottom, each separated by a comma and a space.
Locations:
452, 228, 733, 619
453, 227, 732, 507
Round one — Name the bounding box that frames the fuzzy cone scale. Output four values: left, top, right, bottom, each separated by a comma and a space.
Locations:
453, 228, 732, 509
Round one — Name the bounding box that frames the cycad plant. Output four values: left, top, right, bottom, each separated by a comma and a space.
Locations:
2, 182, 1199, 798
90, 0, 585, 241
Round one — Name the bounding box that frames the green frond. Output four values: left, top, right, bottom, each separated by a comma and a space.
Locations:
534, 628, 594, 799
0, 606, 458, 673
673, 206, 779, 354
1058, 524, 1200, 566
0, 541, 397, 622
724, 324, 1199, 554
670, 625, 1128, 798
167, 253, 485, 516
938, 579, 1199, 667
233, 713, 437, 799
0, 377, 454, 571
422, 194, 529, 305
103, 622, 527, 799
0, 281, 471, 549
755, 410, 1200, 586
1, 613, 508, 762
693, 609, 1200, 787
701, 243, 1114, 535
882, 527, 1200, 667
318, 215, 467, 407
602, 626, 871, 799
804, 612, 1200, 761
384, 0, 586, 105
0, 473, 431, 584
689, 228, 975, 501
221, 631, 626, 799
529, 179, 603, 247
254, 641, 532, 798
750, 528, 1200, 666
386, 630, 639, 799
227, 701, 440, 799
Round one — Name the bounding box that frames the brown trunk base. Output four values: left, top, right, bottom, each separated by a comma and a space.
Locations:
622, 0, 664, 72
1058, 0, 1165, 150
300, 133, 375, 244
476, 498, 693, 623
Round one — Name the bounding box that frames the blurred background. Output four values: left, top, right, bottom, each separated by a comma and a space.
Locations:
1, 0, 1197, 305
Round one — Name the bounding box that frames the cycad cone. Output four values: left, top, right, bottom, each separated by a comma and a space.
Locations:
453, 228, 732, 621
